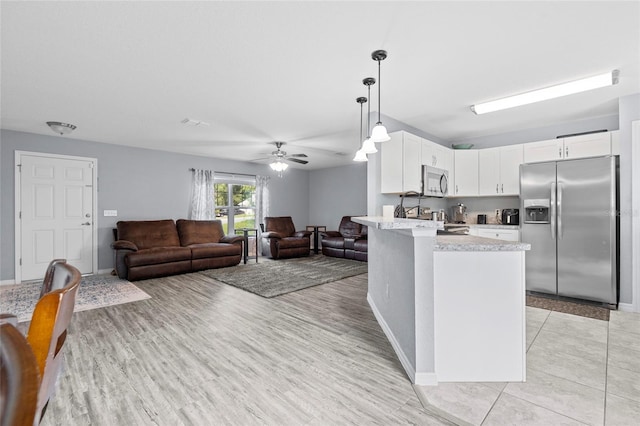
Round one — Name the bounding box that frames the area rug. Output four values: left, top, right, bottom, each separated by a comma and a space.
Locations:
198, 255, 368, 298
0, 274, 151, 323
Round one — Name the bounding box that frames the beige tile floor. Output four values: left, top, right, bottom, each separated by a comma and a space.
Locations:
415, 307, 640, 425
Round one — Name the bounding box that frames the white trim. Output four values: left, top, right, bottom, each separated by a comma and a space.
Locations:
0, 279, 17, 286
618, 302, 636, 313
14, 150, 99, 284
367, 292, 438, 386
630, 120, 640, 312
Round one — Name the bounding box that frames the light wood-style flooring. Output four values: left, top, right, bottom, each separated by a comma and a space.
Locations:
35, 271, 453, 425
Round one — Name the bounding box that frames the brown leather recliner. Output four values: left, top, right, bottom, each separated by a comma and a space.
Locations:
321, 216, 368, 262
261, 216, 312, 259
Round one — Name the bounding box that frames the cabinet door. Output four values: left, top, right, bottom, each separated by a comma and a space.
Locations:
421, 139, 438, 166
563, 132, 611, 159
499, 144, 524, 195
435, 143, 454, 173
381, 132, 404, 193
403, 132, 423, 193
523, 139, 563, 163
477, 229, 519, 241
478, 148, 500, 195
453, 150, 478, 196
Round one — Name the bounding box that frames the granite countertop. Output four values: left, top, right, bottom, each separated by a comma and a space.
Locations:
444, 223, 519, 230
435, 235, 530, 252
352, 216, 441, 230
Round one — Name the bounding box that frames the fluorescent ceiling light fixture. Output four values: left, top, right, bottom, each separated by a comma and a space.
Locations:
471, 70, 619, 115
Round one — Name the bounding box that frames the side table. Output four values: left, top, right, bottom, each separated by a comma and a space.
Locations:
305, 225, 327, 254
235, 228, 258, 264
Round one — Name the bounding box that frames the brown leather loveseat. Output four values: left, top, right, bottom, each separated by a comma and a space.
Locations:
261, 216, 312, 259
321, 216, 368, 262
112, 219, 243, 281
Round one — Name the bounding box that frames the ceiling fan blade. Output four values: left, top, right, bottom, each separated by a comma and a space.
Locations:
286, 157, 308, 165
289, 153, 308, 158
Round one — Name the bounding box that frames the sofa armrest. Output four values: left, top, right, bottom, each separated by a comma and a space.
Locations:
221, 235, 244, 245
293, 231, 312, 238
321, 231, 342, 239
111, 240, 138, 251
262, 231, 283, 239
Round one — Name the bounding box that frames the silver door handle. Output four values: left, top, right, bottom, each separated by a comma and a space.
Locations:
501, 184, 504, 193
557, 182, 563, 239
496, 184, 499, 194
456, 185, 458, 194
81, 222, 91, 226
550, 182, 556, 240
559, 147, 562, 158
565, 146, 569, 158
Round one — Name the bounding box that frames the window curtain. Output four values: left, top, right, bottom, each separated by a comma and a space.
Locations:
189, 169, 215, 220
255, 175, 270, 253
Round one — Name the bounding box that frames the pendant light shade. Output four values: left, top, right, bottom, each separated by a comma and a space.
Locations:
362, 77, 377, 154
353, 96, 369, 162
371, 50, 390, 143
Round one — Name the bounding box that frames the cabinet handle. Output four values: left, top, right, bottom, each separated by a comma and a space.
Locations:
565, 146, 569, 157
501, 184, 504, 193
496, 184, 499, 194
559, 147, 562, 158
456, 185, 459, 194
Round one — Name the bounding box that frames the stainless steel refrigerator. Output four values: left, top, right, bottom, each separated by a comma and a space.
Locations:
520, 156, 618, 307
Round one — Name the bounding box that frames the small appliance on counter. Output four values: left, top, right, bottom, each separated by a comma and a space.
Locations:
450, 203, 466, 223
477, 214, 487, 224
501, 209, 519, 225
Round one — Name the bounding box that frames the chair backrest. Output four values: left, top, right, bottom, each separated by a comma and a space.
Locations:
176, 219, 225, 245
0, 323, 40, 426
116, 219, 181, 250
338, 216, 363, 238
39, 259, 71, 298
26, 261, 81, 423
264, 216, 296, 237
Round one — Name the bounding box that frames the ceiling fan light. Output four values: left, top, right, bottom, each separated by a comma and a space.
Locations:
361, 137, 378, 154
270, 161, 288, 172
371, 123, 390, 142
353, 148, 368, 162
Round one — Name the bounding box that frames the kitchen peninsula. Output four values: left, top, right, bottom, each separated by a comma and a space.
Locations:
352, 216, 531, 385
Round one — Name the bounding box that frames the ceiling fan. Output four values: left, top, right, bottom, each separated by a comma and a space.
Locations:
254, 142, 309, 165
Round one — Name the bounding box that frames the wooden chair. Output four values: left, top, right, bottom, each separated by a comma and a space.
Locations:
28, 259, 81, 423
0, 323, 40, 426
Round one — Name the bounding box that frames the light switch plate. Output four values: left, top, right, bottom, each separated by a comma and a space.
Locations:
104, 210, 118, 217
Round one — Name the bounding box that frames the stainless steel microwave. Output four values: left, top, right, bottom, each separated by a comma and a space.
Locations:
422, 165, 449, 197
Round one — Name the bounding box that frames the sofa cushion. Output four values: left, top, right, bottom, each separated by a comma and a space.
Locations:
338, 216, 363, 238
117, 220, 181, 250
354, 239, 368, 252
190, 243, 242, 259
176, 219, 225, 246
322, 237, 345, 250
264, 216, 296, 237
126, 247, 192, 267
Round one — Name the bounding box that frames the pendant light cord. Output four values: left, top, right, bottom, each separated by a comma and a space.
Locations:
367, 84, 372, 136
360, 101, 364, 142
377, 60, 382, 124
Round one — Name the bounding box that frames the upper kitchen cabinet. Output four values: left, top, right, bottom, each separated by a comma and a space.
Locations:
381, 131, 422, 194
523, 132, 611, 163
479, 145, 523, 196
452, 150, 478, 196
422, 139, 453, 172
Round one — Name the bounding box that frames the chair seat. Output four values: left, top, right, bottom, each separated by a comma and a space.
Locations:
190, 243, 241, 259
126, 247, 192, 267
277, 237, 309, 249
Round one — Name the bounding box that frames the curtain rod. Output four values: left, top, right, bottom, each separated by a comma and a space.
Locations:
188, 168, 256, 178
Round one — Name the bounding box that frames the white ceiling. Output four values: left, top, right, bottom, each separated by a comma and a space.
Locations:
2, 1, 639, 170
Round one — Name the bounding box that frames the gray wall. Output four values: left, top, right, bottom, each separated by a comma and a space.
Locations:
308, 163, 367, 231
0, 129, 315, 281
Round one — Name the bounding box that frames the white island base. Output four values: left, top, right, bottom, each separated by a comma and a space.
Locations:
353, 216, 530, 385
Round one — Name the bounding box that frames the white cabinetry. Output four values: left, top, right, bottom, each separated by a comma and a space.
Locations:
476, 228, 520, 242
479, 145, 523, 196
422, 139, 453, 171
381, 131, 422, 193
453, 150, 478, 196
523, 132, 611, 163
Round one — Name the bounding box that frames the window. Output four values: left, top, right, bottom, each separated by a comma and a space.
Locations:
213, 174, 256, 234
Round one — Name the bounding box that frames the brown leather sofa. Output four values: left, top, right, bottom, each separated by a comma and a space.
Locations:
261, 216, 312, 259
321, 216, 368, 262
112, 219, 243, 281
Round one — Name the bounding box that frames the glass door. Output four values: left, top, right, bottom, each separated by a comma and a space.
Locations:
215, 182, 257, 255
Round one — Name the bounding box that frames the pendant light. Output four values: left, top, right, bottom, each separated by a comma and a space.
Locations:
353, 97, 368, 162
370, 50, 390, 143
361, 77, 378, 154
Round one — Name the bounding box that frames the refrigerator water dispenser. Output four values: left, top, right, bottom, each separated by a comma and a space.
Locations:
524, 199, 550, 223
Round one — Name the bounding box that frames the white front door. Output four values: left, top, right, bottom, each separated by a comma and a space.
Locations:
17, 153, 96, 281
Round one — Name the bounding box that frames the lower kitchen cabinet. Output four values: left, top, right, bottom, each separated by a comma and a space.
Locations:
475, 228, 520, 242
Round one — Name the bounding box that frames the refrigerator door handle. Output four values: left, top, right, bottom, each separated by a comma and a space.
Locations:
550, 182, 556, 240
557, 182, 563, 239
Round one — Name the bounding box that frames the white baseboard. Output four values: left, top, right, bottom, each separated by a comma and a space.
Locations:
367, 293, 438, 386
618, 302, 638, 313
